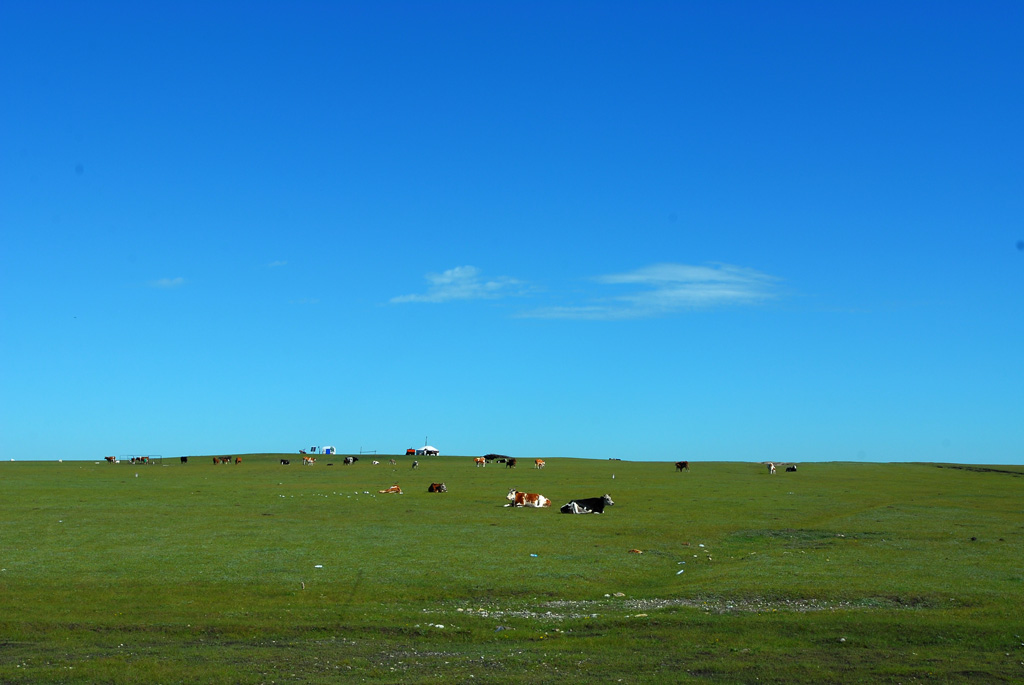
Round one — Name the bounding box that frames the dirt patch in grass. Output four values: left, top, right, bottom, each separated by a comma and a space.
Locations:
431, 594, 936, 620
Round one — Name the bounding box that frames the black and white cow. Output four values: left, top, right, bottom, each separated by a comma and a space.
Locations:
560, 494, 615, 514
344, 456, 358, 465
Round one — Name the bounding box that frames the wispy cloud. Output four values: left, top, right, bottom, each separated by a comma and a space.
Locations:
390, 262, 781, 319
268, 260, 288, 268
522, 263, 780, 320
391, 266, 527, 304
148, 277, 185, 289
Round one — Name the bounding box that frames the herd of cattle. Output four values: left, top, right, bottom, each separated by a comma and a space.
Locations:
102, 454, 796, 513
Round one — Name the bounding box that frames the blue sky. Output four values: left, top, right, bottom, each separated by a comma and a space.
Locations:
2, 2, 1022, 463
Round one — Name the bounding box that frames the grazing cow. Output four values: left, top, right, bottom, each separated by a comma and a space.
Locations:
428, 482, 447, 493
378, 484, 403, 494
474, 457, 486, 467
234, 457, 242, 465
280, 459, 290, 465
505, 488, 551, 508
212, 456, 219, 464
767, 462, 776, 475
534, 459, 546, 469
389, 459, 397, 465
560, 494, 614, 514
675, 461, 689, 472
411, 460, 419, 469
105, 456, 116, 463
180, 456, 188, 464
344, 456, 358, 465
217, 457, 231, 464
302, 456, 316, 466
786, 465, 797, 472
506, 458, 517, 469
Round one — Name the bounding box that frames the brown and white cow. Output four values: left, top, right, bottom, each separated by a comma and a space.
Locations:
234, 457, 242, 465
534, 459, 545, 469
378, 484, 403, 494
302, 456, 316, 466
104, 456, 116, 463
428, 482, 447, 493
474, 457, 486, 467
767, 462, 776, 475
505, 488, 551, 508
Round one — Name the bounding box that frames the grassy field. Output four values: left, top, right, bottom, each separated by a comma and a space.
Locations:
1, 455, 1022, 683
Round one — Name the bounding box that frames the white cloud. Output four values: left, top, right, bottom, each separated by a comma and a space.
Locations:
148, 277, 185, 289
391, 266, 526, 304
522, 263, 779, 320
268, 260, 288, 268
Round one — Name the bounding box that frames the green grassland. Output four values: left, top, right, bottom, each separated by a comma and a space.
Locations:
1, 456, 1022, 683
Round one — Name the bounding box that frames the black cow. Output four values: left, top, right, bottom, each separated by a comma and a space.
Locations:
786, 465, 797, 472
280, 459, 290, 465
506, 458, 517, 468
344, 456, 358, 465
180, 456, 188, 464
675, 461, 689, 472
560, 494, 615, 514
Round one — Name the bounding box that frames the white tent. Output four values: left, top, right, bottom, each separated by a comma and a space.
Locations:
415, 446, 439, 456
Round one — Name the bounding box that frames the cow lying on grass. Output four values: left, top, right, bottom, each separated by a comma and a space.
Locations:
428, 482, 447, 493
378, 485, 402, 494
560, 494, 615, 514
505, 488, 550, 507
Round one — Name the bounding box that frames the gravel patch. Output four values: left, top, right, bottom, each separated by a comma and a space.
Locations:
432, 595, 926, 621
